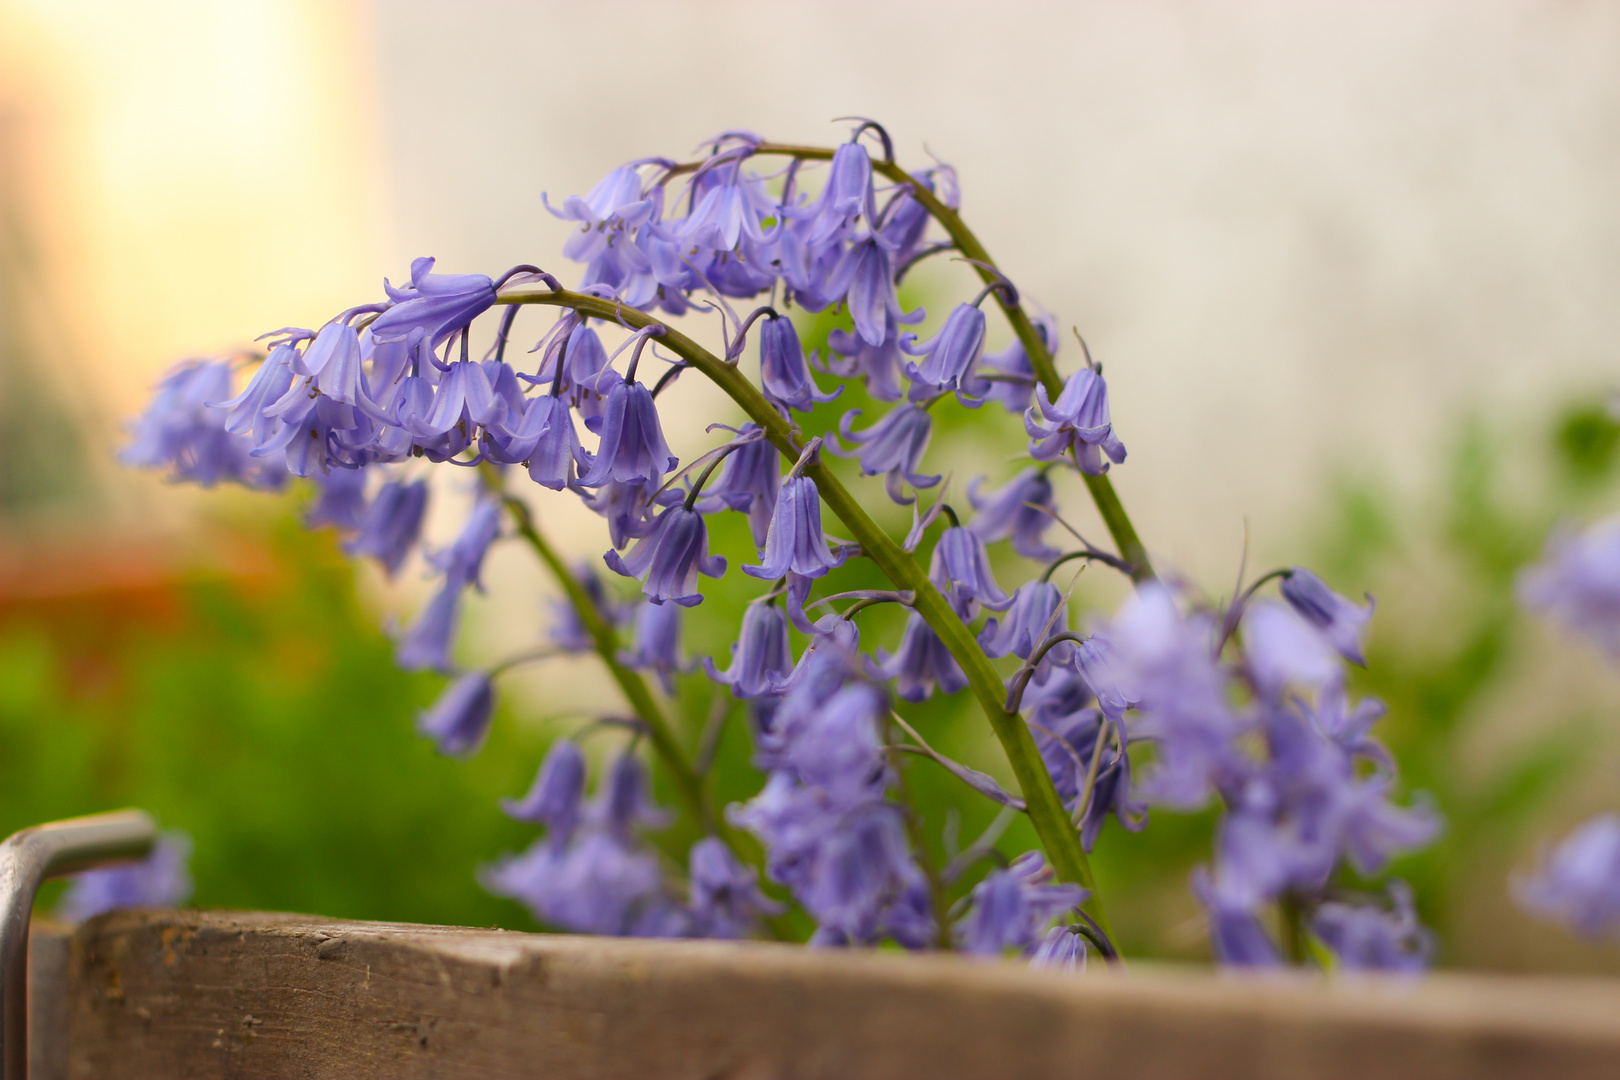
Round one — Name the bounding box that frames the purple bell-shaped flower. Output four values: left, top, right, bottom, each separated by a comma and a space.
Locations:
603, 501, 727, 607
1024, 367, 1126, 476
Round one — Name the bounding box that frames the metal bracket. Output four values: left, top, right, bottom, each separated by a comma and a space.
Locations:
0, 810, 156, 1080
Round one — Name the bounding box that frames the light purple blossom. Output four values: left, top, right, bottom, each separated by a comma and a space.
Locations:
56, 832, 193, 922
544, 165, 656, 264
980, 581, 1067, 661
576, 379, 678, 489
417, 672, 495, 757
603, 501, 727, 607
929, 526, 1013, 616
1242, 600, 1343, 698
758, 314, 840, 414
621, 599, 688, 693
688, 836, 781, 939
1024, 367, 1126, 476
1519, 514, 1620, 656
371, 257, 496, 368
956, 852, 1087, 956
695, 424, 780, 547
966, 468, 1059, 561
744, 475, 846, 581
305, 466, 369, 531
835, 404, 940, 504
1517, 814, 1620, 939
345, 478, 428, 576
122, 360, 285, 490
1280, 568, 1375, 666
705, 601, 793, 699
874, 611, 968, 703
978, 313, 1056, 415
802, 140, 876, 249
1312, 883, 1432, 972
502, 740, 587, 841
395, 573, 467, 673
590, 751, 669, 837
901, 302, 986, 405
1029, 925, 1088, 973
824, 309, 911, 402
483, 831, 664, 936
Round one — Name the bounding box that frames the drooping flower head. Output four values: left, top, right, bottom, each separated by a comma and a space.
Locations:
621, 599, 688, 693
834, 404, 940, 504
744, 473, 846, 581
705, 600, 793, 699
757, 313, 840, 414
1311, 882, 1432, 973
417, 671, 496, 757
56, 831, 194, 922
901, 302, 986, 405
695, 424, 780, 547
802, 139, 876, 249
603, 501, 727, 607
929, 526, 1013, 617
371, 256, 497, 369
1519, 514, 1620, 656
1516, 813, 1620, 939
576, 378, 679, 489
503, 740, 588, 842
874, 611, 968, 703
955, 852, 1087, 956
688, 835, 782, 939
345, 478, 428, 576
122, 359, 285, 490
1280, 568, 1375, 666
1024, 367, 1126, 476
966, 468, 1060, 561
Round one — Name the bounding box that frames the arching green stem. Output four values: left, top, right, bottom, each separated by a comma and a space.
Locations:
497, 288, 1110, 935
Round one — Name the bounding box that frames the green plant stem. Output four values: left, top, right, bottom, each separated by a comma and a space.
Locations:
671, 142, 1154, 582
496, 287, 1111, 936
885, 717, 952, 950
1278, 893, 1308, 966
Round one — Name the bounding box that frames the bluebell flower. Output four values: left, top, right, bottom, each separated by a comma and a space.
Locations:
1280, 568, 1374, 666
966, 468, 1060, 561
705, 601, 792, 699
502, 740, 587, 841
122, 360, 284, 490
874, 612, 968, 703
345, 478, 428, 576
1029, 925, 1088, 973
305, 466, 368, 531
591, 751, 669, 836
929, 526, 1013, 616
1311, 883, 1432, 972
576, 378, 678, 489
956, 851, 1087, 956
1024, 367, 1126, 476
1516, 813, 1620, 939
835, 404, 941, 504
875, 173, 935, 267
901, 302, 987, 405
550, 560, 629, 653
663, 159, 778, 252
827, 237, 902, 347
483, 831, 665, 936
1192, 870, 1281, 968
417, 672, 496, 757
395, 572, 467, 673
744, 475, 846, 581
796, 808, 923, 945
621, 598, 687, 693
56, 831, 193, 922
1102, 585, 1241, 809
688, 835, 781, 939
757, 314, 840, 414
695, 424, 780, 547
824, 309, 910, 402
1242, 600, 1343, 698
577, 478, 670, 551
296, 319, 366, 407
1028, 705, 1145, 852
544, 165, 656, 264
371, 257, 496, 368
1301, 684, 1392, 771
428, 495, 502, 589
803, 140, 876, 249
218, 342, 297, 438
777, 682, 889, 801
1519, 515, 1620, 655
978, 312, 1057, 415
603, 501, 726, 607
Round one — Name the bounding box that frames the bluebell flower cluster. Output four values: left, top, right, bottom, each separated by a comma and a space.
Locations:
120, 121, 1435, 970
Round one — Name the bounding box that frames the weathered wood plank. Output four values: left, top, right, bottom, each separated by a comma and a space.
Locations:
52, 909, 1620, 1079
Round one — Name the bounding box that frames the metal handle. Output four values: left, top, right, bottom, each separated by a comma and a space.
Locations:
0, 810, 156, 1080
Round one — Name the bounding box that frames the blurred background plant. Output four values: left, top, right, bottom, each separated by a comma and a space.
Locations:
2, 0, 1619, 971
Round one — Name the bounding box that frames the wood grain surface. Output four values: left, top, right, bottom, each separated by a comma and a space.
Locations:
29, 909, 1620, 1079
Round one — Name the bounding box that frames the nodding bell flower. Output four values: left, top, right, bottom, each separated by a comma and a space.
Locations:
744, 474, 846, 581
577, 478, 672, 551
550, 561, 627, 654
591, 751, 669, 837
483, 830, 663, 937
1311, 883, 1432, 973
603, 501, 726, 607
295, 319, 366, 406
1242, 600, 1343, 698
544, 165, 656, 264
1516, 813, 1620, 939
371, 257, 496, 367
955, 851, 1087, 957
345, 478, 428, 576
486, 393, 583, 491
305, 465, 369, 531
502, 740, 587, 842
803, 140, 877, 249
695, 424, 780, 547
824, 307, 916, 403
1280, 567, 1375, 666
218, 341, 299, 439
874, 611, 968, 703
395, 571, 467, 673
664, 160, 778, 253
1024, 367, 1126, 476
705, 600, 793, 699
621, 599, 688, 693
417, 671, 496, 757
929, 526, 1013, 616
828, 237, 904, 348
1029, 925, 1088, 973
966, 468, 1060, 561
688, 836, 782, 939
1192, 870, 1282, 968
834, 404, 941, 504
122, 359, 284, 490
901, 302, 986, 405
576, 378, 678, 489
979, 580, 1067, 661
428, 495, 502, 589
758, 314, 841, 414
1519, 514, 1620, 656
57, 832, 193, 923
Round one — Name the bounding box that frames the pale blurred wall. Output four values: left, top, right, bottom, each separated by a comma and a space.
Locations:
0, 0, 382, 529
370, 0, 1620, 583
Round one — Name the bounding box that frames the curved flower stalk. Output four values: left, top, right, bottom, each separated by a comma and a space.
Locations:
122, 121, 1437, 964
